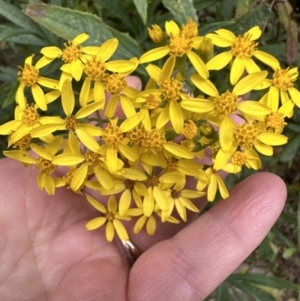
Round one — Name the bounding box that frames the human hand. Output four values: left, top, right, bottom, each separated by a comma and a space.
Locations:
0, 156, 286, 301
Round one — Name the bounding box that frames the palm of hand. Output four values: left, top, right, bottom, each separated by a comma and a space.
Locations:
0, 159, 286, 301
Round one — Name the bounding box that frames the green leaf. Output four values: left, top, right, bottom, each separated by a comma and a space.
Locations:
282, 247, 297, 259
215, 282, 233, 301
93, 0, 136, 33
230, 274, 300, 290
298, 199, 300, 249
25, 3, 141, 59
279, 136, 300, 163
0, 25, 45, 46
1, 83, 19, 109
200, 20, 236, 35
228, 2, 272, 34
133, 0, 148, 25
107, 26, 143, 58
0, 66, 17, 83
194, 0, 221, 11
161, 0, 198, 25
228, 280, 276, 301
0, 0, 41, 34
287, 123, 300, 133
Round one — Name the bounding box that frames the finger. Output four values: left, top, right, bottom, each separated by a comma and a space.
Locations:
128, 172, 287, 301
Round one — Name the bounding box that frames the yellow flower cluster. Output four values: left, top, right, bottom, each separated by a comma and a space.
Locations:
0, 19, 299, 242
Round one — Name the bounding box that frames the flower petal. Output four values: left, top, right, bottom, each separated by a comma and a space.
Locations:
206, 51, 232, 70
187, 51, 209, 79
140, 46, 170, 64
86, 217, 107, 230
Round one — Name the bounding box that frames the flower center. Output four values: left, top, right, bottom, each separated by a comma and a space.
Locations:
168, 35, 193, 57
65, 116, 80, 131
166, 159, 178, 171
35, 157, 56, 174
104, 74, 127, 95
182, 119, 198, 139
60, 41, 82, 63
125, 179, 135, 190
233, 123, 260, 148
148, 175, 159, 186
180, 139, 196, 151
231, 34, 257, 59
214, 91, 238, 117
11, 133, 32, 149
232, 151, 248, 166
128, 125, 146, 147
181, 18, 198, 39
145, 93, 162, 109
21, 105, 40, 126
18, 65, 39, 87
84, 57, 106, 81
160, 78, 182, 102
102, 124, 123, 148
265, 112, 287, 133
171, 189, 181, 199
143, 129, 166, 154
106, 212, 114, 221
272, 68, 294, 90
63, 169, 76, 187
85, 151, 102, 167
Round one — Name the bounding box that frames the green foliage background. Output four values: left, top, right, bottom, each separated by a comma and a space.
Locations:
0, 0, 300, 299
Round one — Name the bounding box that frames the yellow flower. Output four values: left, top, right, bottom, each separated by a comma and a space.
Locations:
16, 55, 59, 110
85, 194, 131, 242
206, 26, 279, 84
259, 67, 300, 114
197, 165, 229, 202
40, 33, 99, 82
60, 131, 115, 192
144, 56, 191, 133
140, 20, 209, 79
29, 80, 104, 153
80, 39, 138, 107
148, 24, 165, 44
0, 105, 55, 147
182, 71, 272, 152
127, 191, 180, 235
213, 120, 288, 170
161, 181, 205, 222
222, 149, 261, 174
98, 114, 145, 173
3, 136, 84, 195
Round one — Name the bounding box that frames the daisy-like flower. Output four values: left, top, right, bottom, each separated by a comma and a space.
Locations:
221, 149, 261, 174
143, 56, 193, 133
213, 119, 288, 170
0, 105, 56, 147
98, 114, 144, 173
103, 68, 139, 119
181, 71, 272, 151
16, 55, 59, 110
127, 123, 195, 168
160, 181, 205, 222
80, 38, 138, 107
196, 165, 229, 202
40, 33, 100, 83
3, 136, 84, 195
29, 80, 104, 153
258, 67, 300, 114
140, 19, 209, 79
60, 131, 115, 193
206, 26, 280, 84
85, 194, 131, 242
127, 198, 180, 236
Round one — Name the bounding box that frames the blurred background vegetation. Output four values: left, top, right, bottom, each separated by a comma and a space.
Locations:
0, 0, 299, 299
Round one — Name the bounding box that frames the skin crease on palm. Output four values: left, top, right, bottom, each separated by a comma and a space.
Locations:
0, 77, 287, 301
